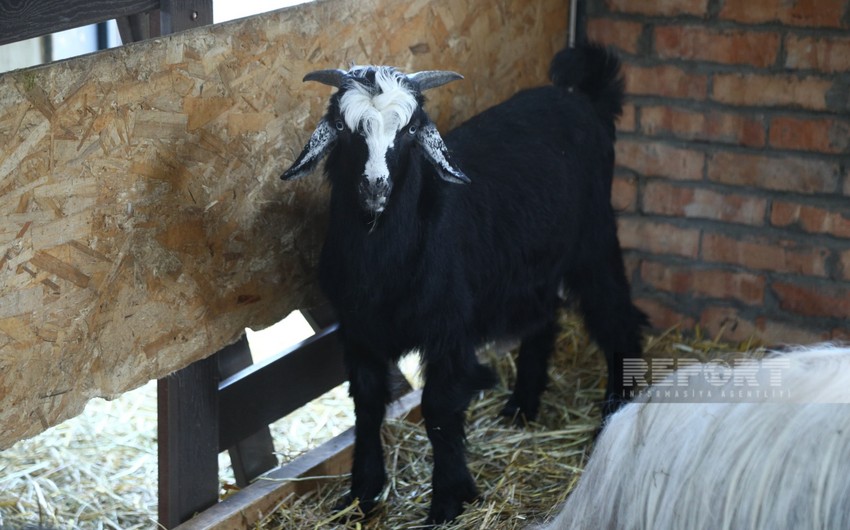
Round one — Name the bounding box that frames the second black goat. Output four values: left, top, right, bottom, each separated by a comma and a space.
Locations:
281, 43, 645, 524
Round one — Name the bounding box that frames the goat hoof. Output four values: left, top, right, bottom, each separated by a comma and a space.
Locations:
427, 476, 479, 524
426, 496, 467, 525
332, 493, 380, 521
499, 397, 537, 426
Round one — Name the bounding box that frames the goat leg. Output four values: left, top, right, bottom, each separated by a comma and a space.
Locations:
501, 318, 559, 423
421, 350, 495, 523
570, 243, 647, 418
336, 345, 391, 516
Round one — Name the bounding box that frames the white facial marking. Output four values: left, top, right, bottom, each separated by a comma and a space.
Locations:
339, 67, 418, 188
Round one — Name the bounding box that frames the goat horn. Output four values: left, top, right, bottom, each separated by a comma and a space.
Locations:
303, 69, 348, 88
407, 70, 464, 91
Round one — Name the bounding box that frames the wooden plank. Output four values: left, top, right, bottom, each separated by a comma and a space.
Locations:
217, 324, 345, 451
0, 0, 160, 45
158, 355, 221, 528
174, 388, 423, 530
161, 0, 212, 35
116, 11, 160, 43
216, 335, 278, 487
0, 0, 568, 449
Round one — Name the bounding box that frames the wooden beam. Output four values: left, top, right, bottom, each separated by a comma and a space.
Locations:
0, 0, 160, 45
174, 388, 423, 530
216, 321, 412, 450
216, 335, 278, 488
158, 355, 221, 528
161, 0, 212, 35
217, 324, 345, 451
0, 0, 568, 449
116, 11, 160, 43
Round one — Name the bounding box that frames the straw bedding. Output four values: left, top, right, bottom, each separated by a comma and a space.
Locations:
259, 312, 761, 529
0, 311, 759, 529
0, 384, 354, 529
0, 383, 159, 529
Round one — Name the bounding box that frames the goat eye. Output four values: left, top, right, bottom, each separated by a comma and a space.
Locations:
408, 124, 417, 135
335, 120, 344, 131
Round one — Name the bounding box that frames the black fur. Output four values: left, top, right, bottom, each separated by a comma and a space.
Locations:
285, 43, 645, 524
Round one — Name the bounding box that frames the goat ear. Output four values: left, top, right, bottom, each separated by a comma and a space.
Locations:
281, 119, 337, 180
416, 122, 470, 184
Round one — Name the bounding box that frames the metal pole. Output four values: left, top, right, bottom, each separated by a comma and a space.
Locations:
569, 0, 578, 47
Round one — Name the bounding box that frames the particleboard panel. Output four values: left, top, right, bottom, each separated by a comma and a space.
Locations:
0, 0, 567, 449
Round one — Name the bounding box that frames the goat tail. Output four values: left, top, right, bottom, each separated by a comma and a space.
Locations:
549, 42, 624, 124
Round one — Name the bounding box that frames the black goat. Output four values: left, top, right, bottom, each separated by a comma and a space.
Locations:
281, 43, 645, 523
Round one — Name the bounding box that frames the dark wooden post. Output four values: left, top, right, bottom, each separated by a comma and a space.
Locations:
157, 355, 220, 528
160, 0, 213, 35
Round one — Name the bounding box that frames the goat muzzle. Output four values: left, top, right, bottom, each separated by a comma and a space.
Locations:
358, 178, 392, 214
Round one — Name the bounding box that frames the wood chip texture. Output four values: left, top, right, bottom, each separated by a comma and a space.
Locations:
0, 0, 568, 448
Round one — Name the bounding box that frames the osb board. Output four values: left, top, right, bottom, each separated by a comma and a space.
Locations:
0, 0, 568, 449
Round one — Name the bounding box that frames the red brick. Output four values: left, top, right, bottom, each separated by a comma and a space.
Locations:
641, 180, 693, 216
641, 261, 765, 305
623, 254, 642, 281
833, 327, 850, 341
587, 18, 644, 55
640, 106, 765, 147
769, 116, 850, 154
698, 306, 757, 343
719, 0, 847, 28
701, 232, 829, 277
617, 217, 701, 258
700, 306, 830, 345
770, 201, 850, 238
785, 35, 850, 73
712, 73, 833, 110
634, 297, 695, 331
623, 63, 708, 100
707, 151, 839, 194
612, 172, 638, 212
606, 0, 709, 16
753, 318, 831, 345
618, 103, 636, 133
616, 139, 705, 180
654, 26, 779, 68
772, 281, 850, 319
642, 181, 767, 225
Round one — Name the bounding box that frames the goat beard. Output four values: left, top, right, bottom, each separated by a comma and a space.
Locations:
367, 210, 381, 233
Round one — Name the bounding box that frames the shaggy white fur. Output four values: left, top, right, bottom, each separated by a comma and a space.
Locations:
339, 67, 418, 192
539, 344, 850, 530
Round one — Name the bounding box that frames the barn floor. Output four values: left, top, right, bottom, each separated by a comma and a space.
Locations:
259, 312, 761, 529
0, 312, 758, 529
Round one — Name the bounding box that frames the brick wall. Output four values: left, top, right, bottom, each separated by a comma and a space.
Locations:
588, 0, 850, 344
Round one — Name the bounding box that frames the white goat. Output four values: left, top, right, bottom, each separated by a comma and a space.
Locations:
539, 344, 850, 530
